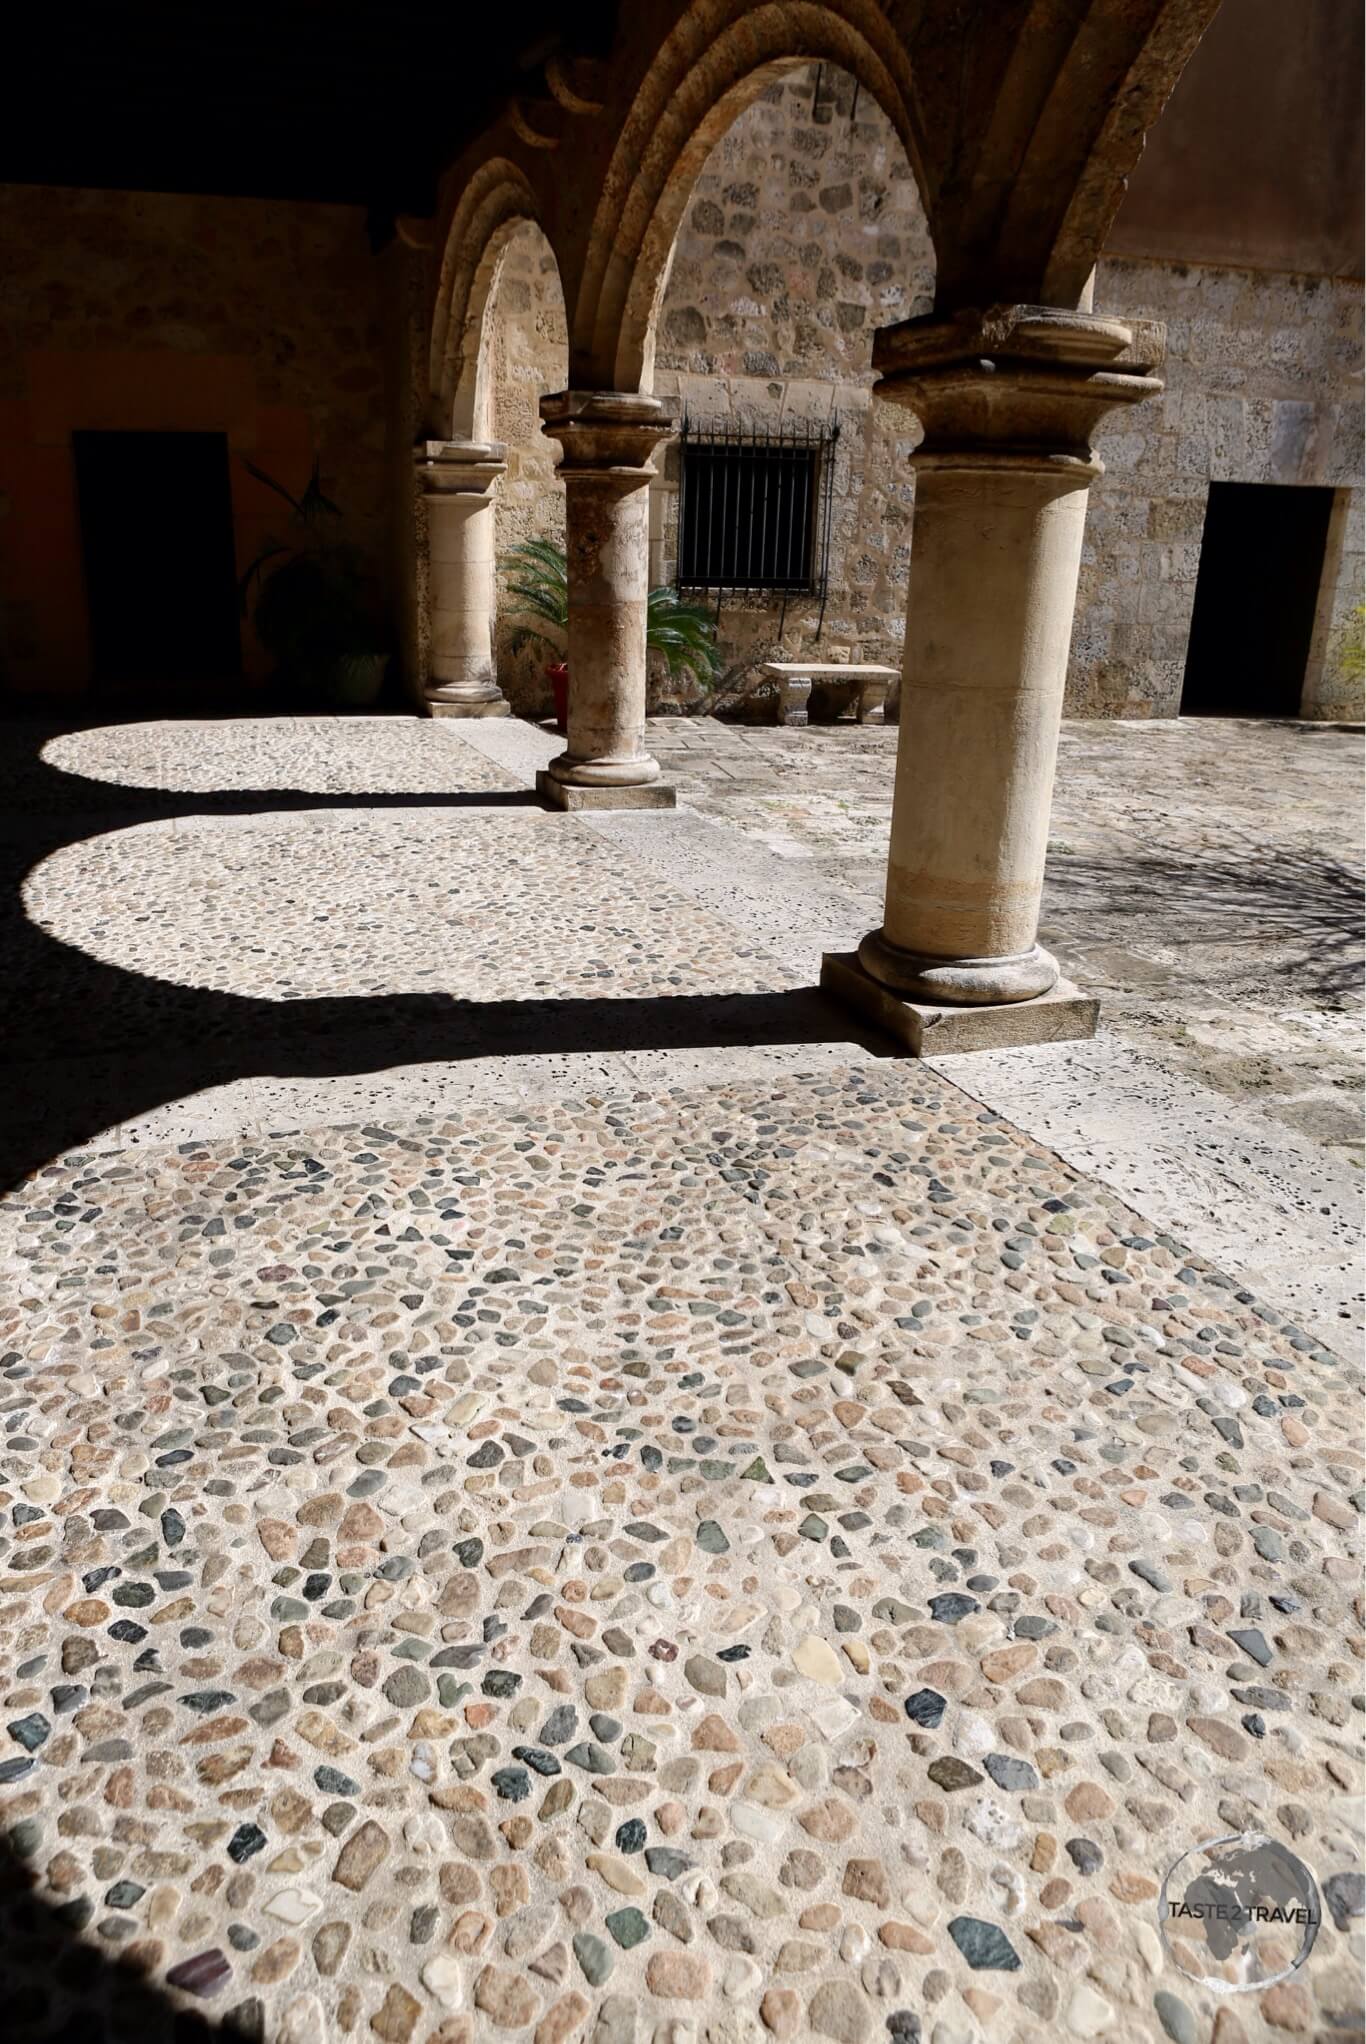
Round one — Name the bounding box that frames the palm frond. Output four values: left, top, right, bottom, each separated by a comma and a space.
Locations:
240, 458, 304, 518
498, 539, 721, 689
507, 624, 563, 660
299, 457, 343, 525
502, 540, 567, 591
505, 535, 567, 573
646, 587, 721, 683
501, 538, 569, 639
504, 583, 569, 631
236, 542, 291, 613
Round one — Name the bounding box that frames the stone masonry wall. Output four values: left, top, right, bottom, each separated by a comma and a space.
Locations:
488, 224, 568, 717
1080, 256, 1363, 718
651, 66, 933, 703
0, 185, 387, 695
643, 65, 1363, 720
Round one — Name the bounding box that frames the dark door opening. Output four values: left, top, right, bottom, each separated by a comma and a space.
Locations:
1180, 480, 1334, 717
73, 429, 241, 688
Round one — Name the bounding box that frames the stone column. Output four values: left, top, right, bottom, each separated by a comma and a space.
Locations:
536, 391, 677, 809
823, 306, 1163, 1054
415, 439, 510, 717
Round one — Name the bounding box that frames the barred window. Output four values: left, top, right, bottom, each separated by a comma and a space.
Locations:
676, 416, 838, 599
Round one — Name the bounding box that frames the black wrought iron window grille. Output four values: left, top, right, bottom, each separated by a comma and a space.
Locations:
675, 414, 840, 626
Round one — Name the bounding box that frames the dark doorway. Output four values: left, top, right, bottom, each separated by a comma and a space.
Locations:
73, 429, 241, 687
1181, 480, 1334, 717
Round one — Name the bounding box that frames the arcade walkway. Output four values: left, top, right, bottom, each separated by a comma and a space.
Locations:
0, 713, 1360, 2044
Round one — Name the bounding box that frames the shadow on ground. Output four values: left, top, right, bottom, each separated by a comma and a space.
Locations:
0, 718, 881, 1190
0, 1832, 230, 2042
1044, 845, 1364, 1005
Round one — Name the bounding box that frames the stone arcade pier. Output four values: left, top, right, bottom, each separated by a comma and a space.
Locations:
409, 0, 1225, 1050
417, 440, 513, 720
534, 392, 678, 811
823, 307, 1164, 1054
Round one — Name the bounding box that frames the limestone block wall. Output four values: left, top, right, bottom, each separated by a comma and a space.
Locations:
0, 185, 387, 696
1303, 489, 1364, 720
1079, 257, 1363, 717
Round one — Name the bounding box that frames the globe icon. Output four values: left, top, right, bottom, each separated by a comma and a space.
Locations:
1159, 1832, 1322, 1993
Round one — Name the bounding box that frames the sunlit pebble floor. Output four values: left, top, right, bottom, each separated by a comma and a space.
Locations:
9, 808, 795, 1065
0, 1064, 1361, 2044
4, 719, 523, 806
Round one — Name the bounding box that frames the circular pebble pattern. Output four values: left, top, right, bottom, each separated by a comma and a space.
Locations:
0, 1064, 1361, 2044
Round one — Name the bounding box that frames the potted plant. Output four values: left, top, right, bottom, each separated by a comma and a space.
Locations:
238, 458, 391, 707
502, 537, 721, 730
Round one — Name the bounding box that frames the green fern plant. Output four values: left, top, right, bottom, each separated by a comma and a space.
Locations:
501, 537, 569, 662
501, 538, 721, 689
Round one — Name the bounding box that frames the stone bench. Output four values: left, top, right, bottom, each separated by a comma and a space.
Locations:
760, 662, 898, 727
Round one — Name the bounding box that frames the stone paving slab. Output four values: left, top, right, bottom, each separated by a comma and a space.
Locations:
918, 1037, 1363, 1344
642, 716, 1365, 1170
7, 707, 1357, 1340
1, 1063, 1361, 2044
547, 716, 1363, 1341
446, 725, 1362, 1344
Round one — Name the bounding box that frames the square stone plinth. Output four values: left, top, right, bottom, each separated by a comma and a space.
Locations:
428, 698, 511, 719
821, 950, 1098, 1055
537, 770, 676, 810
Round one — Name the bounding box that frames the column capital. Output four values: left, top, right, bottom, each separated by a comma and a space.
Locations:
539, 390, 676, 478
873, 304, 1164, 472
414, 438, 507, 497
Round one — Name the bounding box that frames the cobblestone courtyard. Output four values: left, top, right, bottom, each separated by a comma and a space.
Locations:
0, 713, 1361, 2044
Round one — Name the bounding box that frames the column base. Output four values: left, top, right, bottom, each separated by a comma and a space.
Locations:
821, 950, 1098, 1056
424, 680, 511, 719
857, 927, 1059, 1004
427, 697, 512, 719
536, 770, 676, 811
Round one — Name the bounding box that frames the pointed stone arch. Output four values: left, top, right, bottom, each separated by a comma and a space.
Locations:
428, 157, 562, 439
1038, 0, 1226, 304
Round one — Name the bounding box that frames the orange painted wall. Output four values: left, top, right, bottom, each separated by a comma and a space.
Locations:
0, 186, 387, 698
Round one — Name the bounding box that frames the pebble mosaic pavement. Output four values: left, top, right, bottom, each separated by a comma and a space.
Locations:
11, 810, 787, 1057
0, 718, 1362, 2044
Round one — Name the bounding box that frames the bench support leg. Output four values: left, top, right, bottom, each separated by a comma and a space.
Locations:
778, 676, 811, 726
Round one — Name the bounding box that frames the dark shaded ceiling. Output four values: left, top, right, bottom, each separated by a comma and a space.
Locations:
6, 0, 1360, 280
3, 2, 616, 222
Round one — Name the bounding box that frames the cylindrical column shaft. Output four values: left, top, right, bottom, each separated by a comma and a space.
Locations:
560, 468, 654, 782
864, 452, 1095, 1001
538, 391, 676, 804
854, 306, 1163, 1007
415, 440, 510, 716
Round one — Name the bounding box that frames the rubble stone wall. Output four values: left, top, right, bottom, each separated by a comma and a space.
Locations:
1082, 256, 1363, 718
487, 224, 569, 717
651, 67, 932, 704
644, 65, 1363, 719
